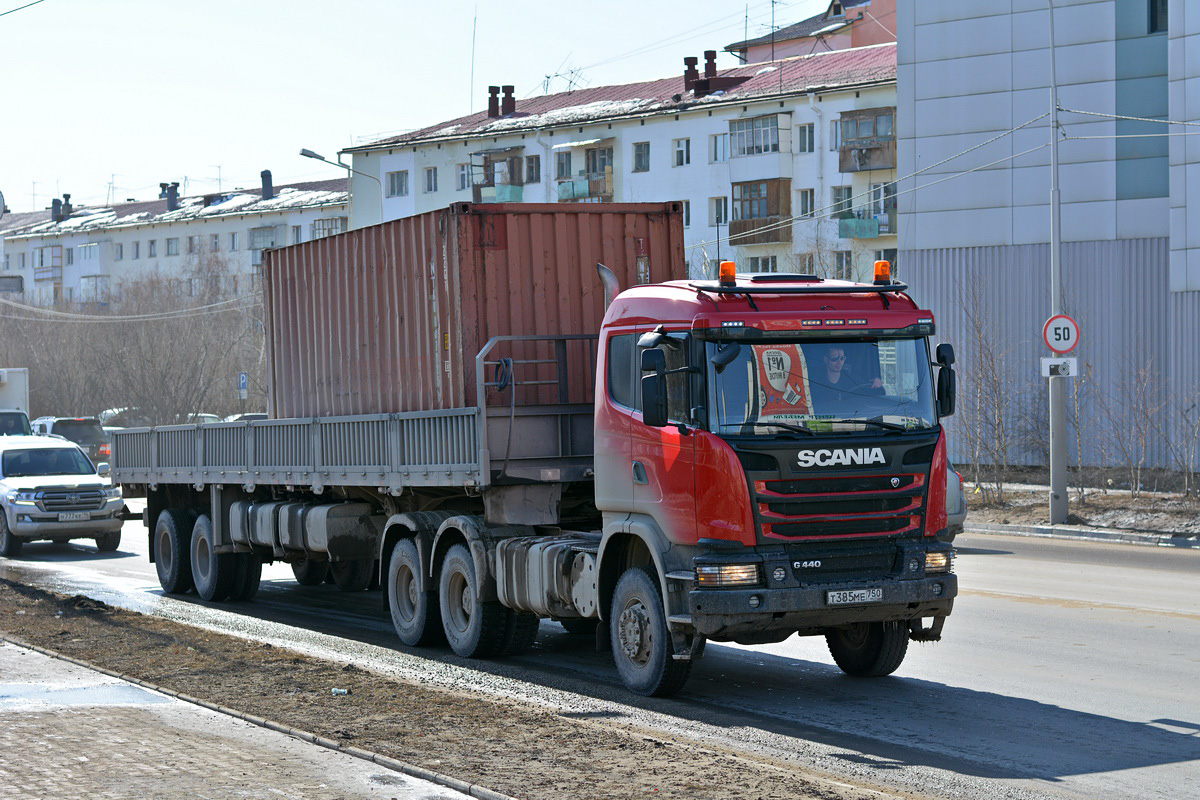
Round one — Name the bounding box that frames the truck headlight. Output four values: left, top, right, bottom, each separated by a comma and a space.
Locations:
926, 551, 954, 574
696, 564, 761, 587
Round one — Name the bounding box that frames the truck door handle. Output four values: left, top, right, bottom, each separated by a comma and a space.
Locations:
632, 461, 649, 485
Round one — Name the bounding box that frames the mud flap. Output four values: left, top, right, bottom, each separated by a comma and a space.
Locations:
909, 615, 946, 642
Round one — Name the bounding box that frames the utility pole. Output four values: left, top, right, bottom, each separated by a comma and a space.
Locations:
1047, 0, 1068, 524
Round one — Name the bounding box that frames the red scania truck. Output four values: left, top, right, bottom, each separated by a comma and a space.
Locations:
113, 202, 957, 697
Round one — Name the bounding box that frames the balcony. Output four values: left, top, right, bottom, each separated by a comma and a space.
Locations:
837, 208, 896, 239
474, 183, 525, 203
838, 139, 897, 173
729, 216, 792, 245
34, 265, 62, 282
557, 171, 613, 203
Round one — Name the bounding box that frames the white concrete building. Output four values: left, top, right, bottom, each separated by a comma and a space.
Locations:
897, 0, 1198, 470
1, 174, 348, 303
343, 44, 900, 282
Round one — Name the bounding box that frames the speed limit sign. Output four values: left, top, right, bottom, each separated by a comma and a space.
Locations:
1043, 314, 1080, 354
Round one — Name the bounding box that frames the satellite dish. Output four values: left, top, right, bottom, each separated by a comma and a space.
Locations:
0, 190, 6, 220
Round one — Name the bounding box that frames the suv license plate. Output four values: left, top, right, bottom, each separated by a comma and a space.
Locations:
58, 512, 90, 522
827, 588, 883, 606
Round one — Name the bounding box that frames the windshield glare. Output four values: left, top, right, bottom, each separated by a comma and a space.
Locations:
2, 447, 96, 477
710, 339, 936, 434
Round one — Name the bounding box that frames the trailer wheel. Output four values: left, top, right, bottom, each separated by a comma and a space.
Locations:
0, 514, 21, 558
330, 559, 373, 592
438, 543, 507, 658
190, 514, 235, 602
228, 553, 262, 601
95, 531, 121, 552
610, 566, 691, 697
291, 556, 329, 586
825, 621, 909, 677
500, 611, 540, 656
387, 538, 443, 647
154, 509, 195, 594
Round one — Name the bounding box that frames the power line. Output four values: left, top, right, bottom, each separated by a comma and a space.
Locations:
0, 293, 261, 323
0, 0, 47, 18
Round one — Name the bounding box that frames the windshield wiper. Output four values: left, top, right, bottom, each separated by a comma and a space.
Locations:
826, 417, 910, 433
758, 422, 818, 436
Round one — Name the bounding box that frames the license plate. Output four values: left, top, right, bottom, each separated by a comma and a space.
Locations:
827, 587, 883, 606
58, 512, 90, 522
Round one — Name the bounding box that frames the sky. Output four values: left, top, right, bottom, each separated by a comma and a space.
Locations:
0, 0, 827, 215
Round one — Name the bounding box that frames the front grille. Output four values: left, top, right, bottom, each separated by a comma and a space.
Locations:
38, 489, 106, 513
754, 472, 926, 541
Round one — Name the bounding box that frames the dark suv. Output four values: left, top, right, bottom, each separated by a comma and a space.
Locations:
30, 417, 111, 465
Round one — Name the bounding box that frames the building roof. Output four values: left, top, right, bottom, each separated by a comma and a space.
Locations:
0, 210, 51, 236
3, 178, 348, 240
348, 43, 896, 152
725, 0, 872, 51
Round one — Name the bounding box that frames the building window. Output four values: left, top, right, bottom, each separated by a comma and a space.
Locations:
556, 151, 572, 179
114, 243, 123, 261
841, 111, 895, 147
526, 155, 541, 184
832, 185, 853, 216
798, 253, 815, 272
148, 240, 157, 257
730, 116, 780, 156
834, 250, 853, 280
673, 138, 691, 166
66, 248, 74, 266
3, 254, 8, 271
585, 147, 613, 176
1149, 0, 1167, 32
292, 225, 303, 245
229, 232, 239, 251
732, 181, 769, 220
710, 133, 729, 163
682, 200, 691, 228
133, 242, 140, 260
424, 167, 438, 193
830, 119, 841, 150
249, 226, 277, 250
386, 170, 409, 197
796, 123, 815, 153
312, 217, 348, 240
633, 142, 650, 172
210, 234, 220, 251
798, 188, 815, 219
166, 238, 179, 256
709, 196, 728, 226
187, 235, 200, 254
869, 182, 897, 215
457, 164, 471, 191
745, 255, 777, 272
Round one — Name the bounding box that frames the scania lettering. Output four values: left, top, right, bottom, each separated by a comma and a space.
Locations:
112, 205, 958, 698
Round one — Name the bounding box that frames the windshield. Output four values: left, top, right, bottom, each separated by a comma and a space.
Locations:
709, 338, 937, 434
51, 419, 107, 445
0, 412, 31, 436
2, 447, 95, 477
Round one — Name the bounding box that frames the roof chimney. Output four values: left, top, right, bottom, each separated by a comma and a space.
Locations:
261, 169, 274, 201
501, 85, 516, 116
487, 85, 500, 118
51, 198, 62, 223
704, 50, 717, 78
683, 56, 699, 90
166, 182, 180, 212
61, 193, 72, 217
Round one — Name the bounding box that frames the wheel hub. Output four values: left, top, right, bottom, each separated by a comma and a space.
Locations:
617, 601, 650, 661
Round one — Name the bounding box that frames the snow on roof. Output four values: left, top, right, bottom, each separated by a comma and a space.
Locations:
350, 43, 896, 152
3, 178, 348, 239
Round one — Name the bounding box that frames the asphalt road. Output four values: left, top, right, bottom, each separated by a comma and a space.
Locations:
3, 509, 1198, 800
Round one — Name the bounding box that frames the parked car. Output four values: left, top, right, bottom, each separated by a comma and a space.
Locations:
98, 407, 152, 428
942, 462, 967, 542
0, 435, 123, 556
177, 413, 222, 425
223, 412, 267, 423
30, 416, 110, 464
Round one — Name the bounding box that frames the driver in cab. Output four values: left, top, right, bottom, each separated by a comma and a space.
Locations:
810, 345, 882, 409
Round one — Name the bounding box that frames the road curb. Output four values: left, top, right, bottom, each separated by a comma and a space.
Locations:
0, 635, 520, 800
964, 522, 1200, 549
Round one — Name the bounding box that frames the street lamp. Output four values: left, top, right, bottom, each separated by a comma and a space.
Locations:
299, 148, 383, 226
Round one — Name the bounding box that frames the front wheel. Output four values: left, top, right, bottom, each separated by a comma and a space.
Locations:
387, 538, 443, 647
825, 621, 909, 677
438, 543, 507, 658
95, 531, 121, 552
0, 513, 21, 558
609, 566, 691, 697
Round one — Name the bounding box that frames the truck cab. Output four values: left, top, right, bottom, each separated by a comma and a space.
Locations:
593, 263, 957, 691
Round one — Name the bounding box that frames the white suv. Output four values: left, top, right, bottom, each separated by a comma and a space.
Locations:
0, 435, 124, 557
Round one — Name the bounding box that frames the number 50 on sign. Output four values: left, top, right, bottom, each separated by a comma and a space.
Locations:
1043, 315, 1080, 355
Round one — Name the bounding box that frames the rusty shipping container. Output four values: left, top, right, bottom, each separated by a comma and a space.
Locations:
264, 202, 686, 418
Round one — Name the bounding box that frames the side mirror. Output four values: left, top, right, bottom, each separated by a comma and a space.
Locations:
640, 349, 668, 427
96, 462, 111, 477
937, 366, 956, 417
936, 343, 956, 366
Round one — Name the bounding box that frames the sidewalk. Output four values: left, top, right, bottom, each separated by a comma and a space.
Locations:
963, 521, 1200, 549
0, 641, 484, 800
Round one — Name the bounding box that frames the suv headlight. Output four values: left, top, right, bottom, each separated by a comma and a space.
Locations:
7, 490, 39, 505
103, 486, 122, 499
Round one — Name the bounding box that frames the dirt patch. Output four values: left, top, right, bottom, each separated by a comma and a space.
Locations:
965, 483, 1200, 536
0, 578, 885, 800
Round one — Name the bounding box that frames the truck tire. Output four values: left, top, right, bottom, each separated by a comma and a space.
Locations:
330, 559, 373, 592
190, 514, 235, 602
0, 514, 21, 558
500, 611, 540, 656
610, 566, 691, 697
291, 556, 329, 586
154, 509, 195, 594
95, 531, 121, 552
387, 538, 443, 647
438, 543, 507, 658
228, 552, 262, 601
825, 621, 909, 677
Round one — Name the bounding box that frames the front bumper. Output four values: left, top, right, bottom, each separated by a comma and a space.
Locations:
688, 574, 957, 639
9, 503, 125, 540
